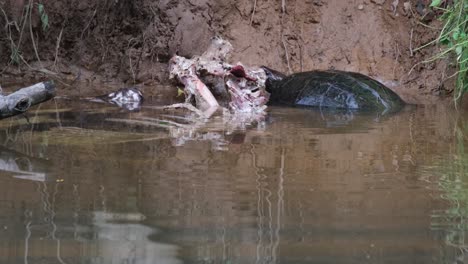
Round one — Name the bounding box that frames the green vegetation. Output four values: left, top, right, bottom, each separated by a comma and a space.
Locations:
37, 3, 49, 32
430, 0, 468, 102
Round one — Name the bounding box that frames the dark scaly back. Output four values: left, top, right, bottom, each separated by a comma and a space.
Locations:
263, 69, 405, 112
261, 66, 286, 93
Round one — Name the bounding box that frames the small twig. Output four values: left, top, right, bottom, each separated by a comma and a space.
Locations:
16, 1, 30, 55
98, 37, 109, 63
53, 98, 62, 129
280, 0, 292, 74
299, 44, 303, 72
80, 7, 97, 40
127, 38, 137, 84
134, 34, 146, 82
416, 20, 440, 30
106, 118, 177, 129
250, 0, 258, 26
393, 42, 401, 78
409, 28, 414, 57
300, 22, 305, 72
441, 69, 468, 84
18, 53, 33, 69
239, 45, 251, 53
281, 19, 292, 74
33, 68, 57, 75
32, 68, 71, 87
0, 6, 11, 26
137, 117, 192, 128
144, 103, 207, 118
408, 61, 422, 76
28, 0, 42, 67
54, 26, 64, 69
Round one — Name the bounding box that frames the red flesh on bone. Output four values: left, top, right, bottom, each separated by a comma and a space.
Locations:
230, 65, 257, 82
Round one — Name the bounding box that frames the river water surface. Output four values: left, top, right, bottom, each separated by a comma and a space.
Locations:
0, 97, 466, 264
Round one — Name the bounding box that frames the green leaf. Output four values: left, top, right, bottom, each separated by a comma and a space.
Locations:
453, 30, 460, 41
10, 49, 20, 64
461, 32, 467, 40
177, 88, 185, 97
440, 36, 450, 45
41, 14, 49, 31
37, 4, 49, 31
38, 3, 44, 13
456, 46, 463, 56
430, 0, 442, 7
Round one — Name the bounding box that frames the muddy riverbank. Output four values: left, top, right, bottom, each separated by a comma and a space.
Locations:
0, 0, 458, 105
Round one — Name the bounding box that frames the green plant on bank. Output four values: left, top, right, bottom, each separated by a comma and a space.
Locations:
37, 3, 49, 32
10, 48, 20, 65
430, 0, 467, 102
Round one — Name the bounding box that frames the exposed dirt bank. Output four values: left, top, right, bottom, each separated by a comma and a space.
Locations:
0, 0, 457, 104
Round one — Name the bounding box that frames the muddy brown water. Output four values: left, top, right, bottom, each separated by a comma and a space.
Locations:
0, 97, 467, 264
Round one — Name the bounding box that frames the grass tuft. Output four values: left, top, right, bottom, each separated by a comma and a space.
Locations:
430, 0, 468, 103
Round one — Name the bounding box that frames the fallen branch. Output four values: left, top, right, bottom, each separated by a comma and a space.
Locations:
0, 81, 56, 119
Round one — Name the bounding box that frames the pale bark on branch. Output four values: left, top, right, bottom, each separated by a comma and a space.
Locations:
0, 81, 56, 119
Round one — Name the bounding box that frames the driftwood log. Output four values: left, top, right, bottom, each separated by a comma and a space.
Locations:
0, 81, 56, 119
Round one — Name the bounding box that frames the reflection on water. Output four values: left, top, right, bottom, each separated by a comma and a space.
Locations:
0, 99, 465, 263
429, 118, 468, 263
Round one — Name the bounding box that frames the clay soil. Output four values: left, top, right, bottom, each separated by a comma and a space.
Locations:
0, 0, 457, 104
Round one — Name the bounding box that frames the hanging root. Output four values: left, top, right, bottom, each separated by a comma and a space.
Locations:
280, 0, 292, 74
250, 0, 258, 25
